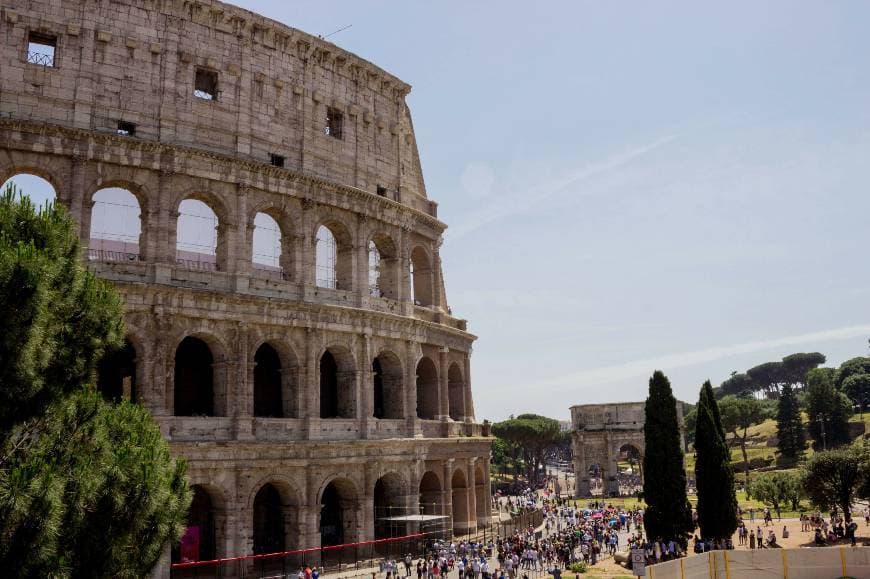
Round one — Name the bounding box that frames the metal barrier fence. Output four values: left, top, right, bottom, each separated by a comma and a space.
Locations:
171, 511, 547, 579
171, 532, 441, 579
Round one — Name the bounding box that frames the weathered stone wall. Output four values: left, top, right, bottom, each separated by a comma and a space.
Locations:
0, 0, 491, 569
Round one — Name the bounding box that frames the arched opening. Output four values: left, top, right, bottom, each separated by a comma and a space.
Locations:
96, 338, 137, 403
89, 187, 142, 261
474, 465, 487, 526
416, 357, 438, 420
410, 246, 433, 307
320, 479, 359, 549
174, 485, 217, 563
451, 469, 470, 536
618, 443, 643, 494
374, 474, 406, 544
252, 212, 283, 276
315, 223, 353, 290
253, 484, 285, 555
1, 173, 57, 209
372, 351, 403, 419
419, 471, 442, 516
176, 198, 219, 270
448, 363, 465, 421
254, 344, 282, 418
319, 348, 356, 419
174, 337, 215, 416
369, 234, 399, 299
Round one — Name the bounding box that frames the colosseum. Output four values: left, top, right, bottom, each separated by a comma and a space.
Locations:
0, 0, 492, 573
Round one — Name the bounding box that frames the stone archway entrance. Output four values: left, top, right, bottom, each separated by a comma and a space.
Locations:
570, 401, 685, 497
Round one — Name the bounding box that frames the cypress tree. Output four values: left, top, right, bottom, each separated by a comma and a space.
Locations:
642, 370, 694, 546
776, 383, 805, 461
694, 381, 738, 541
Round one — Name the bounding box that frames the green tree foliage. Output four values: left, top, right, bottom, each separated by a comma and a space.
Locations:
719, 395, 768, 484
747, 471, 804, 512
642, 371, 693, 546
747, 361, 784, 398
802, 445, 870, 522
836, 357, 870, 413
805, 368, 852, 449
694, 381, 738, 541
682, 404, 697, 446
780, 353, 826, 387
720, 373, 754, 397
491, 414, 561, 485
0, 186, 190, 577
835, 357, 870, 390
775, 384, 806, 463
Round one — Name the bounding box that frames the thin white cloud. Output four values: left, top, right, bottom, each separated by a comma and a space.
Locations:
537, 324, 870, 390
448, 134, 678, 240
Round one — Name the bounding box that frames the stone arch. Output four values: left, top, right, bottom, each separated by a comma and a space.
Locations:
415, 356, 439, 420
95, 337, 137, 403
618, 442, 644, 486
253, 343, 283, 418
251, 478, 301, 555
314, 218, 353, 290
173, 334, 228, 417
410, 245, 434, 307
174, 191, 231, 271
448, 362, 465, 421
374, 471, 407, 541
451, 468, 471, 536
173, 484, 226, 563
252, 338, 300, 419
318, 476, 361, 548
88, 186, 143, 261
1, 171, 58, 209
368, 232, 399, 299
372, 350, 404, 419
319, 345, 357, 419
419, 471, 442, 516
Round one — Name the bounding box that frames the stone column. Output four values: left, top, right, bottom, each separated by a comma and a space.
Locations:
304, 327, 318, 439
356, 216, 370, 308
360, 333, 374, 437
466, 459, 478, 531
300, 199, 317, 297
67, 156, 86, 242
437, 347, 450, 422
431, 240, 445, 312
463, 354, 475, 423
405, 341, 420, 437
442, 459, 455, 538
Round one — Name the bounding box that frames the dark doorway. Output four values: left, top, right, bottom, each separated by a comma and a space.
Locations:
373, 358, 385, 419
320, 483, 344, 547
254, 344, 282, 417
174, 337, 214, 416
96, 338, 137, 402
173, 485, 216, 563
253, 484, 285, 555
320, 351, 339, 418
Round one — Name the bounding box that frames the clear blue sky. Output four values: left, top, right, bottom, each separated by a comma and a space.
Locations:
9, 1, 870, 421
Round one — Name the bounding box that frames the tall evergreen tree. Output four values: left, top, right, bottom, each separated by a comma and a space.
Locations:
0, 186, 190, 576
642, 370, 694, 546
694, 381, 738, 541
776, 383, 805, 461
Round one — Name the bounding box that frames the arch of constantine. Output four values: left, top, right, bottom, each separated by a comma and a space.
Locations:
0, 0, 491, 569
570, 401, 685, 497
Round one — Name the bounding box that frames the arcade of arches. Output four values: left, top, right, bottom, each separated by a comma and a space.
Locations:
172, 460, 490, 563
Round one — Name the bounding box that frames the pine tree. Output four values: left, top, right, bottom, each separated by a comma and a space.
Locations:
642, 370, 694, 546
694, 381, 738, 540
776, 383, 805, 461
0, 186, 191, 576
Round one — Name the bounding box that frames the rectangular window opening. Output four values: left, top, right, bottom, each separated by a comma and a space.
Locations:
376, 185, 388, 198
117, 120, 136, 136
27, 32, 56, 67
325, 107, 343, 140
194, 68, 219, 101
270, 154, 286, 168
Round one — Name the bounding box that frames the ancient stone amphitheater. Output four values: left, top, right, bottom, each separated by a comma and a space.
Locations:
0, 0, 491, 570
